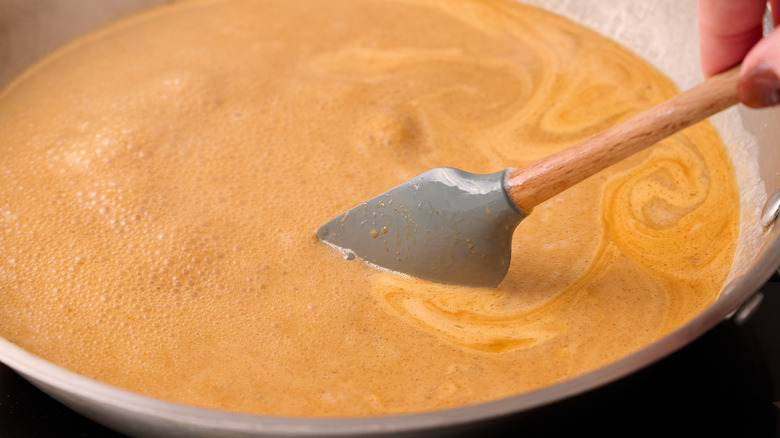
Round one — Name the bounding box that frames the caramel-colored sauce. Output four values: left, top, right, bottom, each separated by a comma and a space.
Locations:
0, 0, 738, 416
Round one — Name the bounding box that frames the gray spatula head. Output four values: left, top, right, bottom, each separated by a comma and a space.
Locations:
316, 167, 526, 287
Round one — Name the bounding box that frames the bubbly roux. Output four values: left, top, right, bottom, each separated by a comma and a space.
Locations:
0, 0, 739, 416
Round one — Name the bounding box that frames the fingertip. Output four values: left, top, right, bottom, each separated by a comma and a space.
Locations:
738, 62, 780, 108
738, 29, 780, 108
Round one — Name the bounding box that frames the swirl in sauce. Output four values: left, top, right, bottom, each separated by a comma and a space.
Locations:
0, 0, 738, 416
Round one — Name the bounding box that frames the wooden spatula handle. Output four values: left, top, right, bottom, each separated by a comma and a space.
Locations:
506, 65, 741, 214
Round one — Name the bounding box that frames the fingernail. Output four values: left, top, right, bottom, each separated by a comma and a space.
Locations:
738, 62, 780, 108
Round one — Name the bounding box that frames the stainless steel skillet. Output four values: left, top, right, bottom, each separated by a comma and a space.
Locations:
0, 1, 779, 437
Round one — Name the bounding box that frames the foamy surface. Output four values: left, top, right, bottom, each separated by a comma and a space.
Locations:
0, 0, 739, 416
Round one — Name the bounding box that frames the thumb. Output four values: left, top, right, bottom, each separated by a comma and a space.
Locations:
738, 28, 780, 108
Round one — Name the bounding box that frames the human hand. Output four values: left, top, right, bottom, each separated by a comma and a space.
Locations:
699, 0, 780, 108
